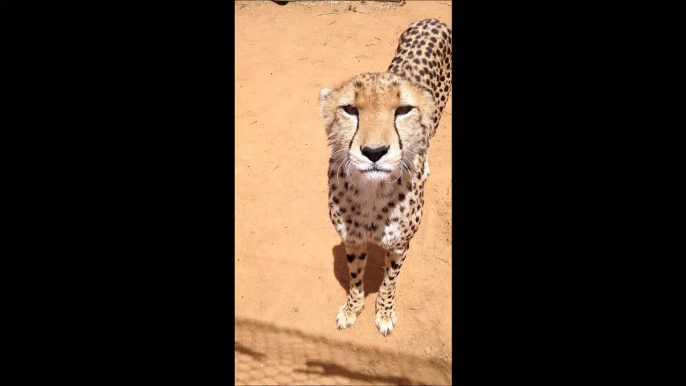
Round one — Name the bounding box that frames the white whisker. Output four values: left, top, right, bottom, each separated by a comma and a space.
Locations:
332, 152, 349, 166
330, 148, 347, 157
402, 150, 421, 167
387, 170, 402, 184
402, 149, 421, 157
400, 159, 412, 174
402, 156, 415, 172
386, 162, 406, 184
399, 162, 409, 179
336, 156, 348, 187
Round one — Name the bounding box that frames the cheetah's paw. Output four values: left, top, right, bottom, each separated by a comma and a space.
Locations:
336, 305, 358, 329
375, 310, 397, 336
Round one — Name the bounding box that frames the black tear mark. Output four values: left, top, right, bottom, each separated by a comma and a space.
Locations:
394, 119, 403, 150
348, 91, 360, 149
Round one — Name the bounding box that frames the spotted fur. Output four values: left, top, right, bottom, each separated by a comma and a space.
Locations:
319, 19, 452, 336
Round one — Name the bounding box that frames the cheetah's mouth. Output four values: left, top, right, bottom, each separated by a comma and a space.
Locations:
361, 166, 391, 173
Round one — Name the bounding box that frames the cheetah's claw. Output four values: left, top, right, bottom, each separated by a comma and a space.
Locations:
336, 304, 362, 329
375, 309, 397, 336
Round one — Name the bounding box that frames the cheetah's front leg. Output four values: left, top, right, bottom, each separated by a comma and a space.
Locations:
336, 243, 368, 329
374, 245, 408, 336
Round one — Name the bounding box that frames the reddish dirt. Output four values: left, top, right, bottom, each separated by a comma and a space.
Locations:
235, 1, 452, 384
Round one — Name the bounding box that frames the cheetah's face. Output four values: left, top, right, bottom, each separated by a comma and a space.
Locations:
319, 73, 436, 183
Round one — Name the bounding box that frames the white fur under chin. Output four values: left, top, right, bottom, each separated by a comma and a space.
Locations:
348, 167, 402, 203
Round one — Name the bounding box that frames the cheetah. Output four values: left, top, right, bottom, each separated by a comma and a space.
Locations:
318, 19, 452, 336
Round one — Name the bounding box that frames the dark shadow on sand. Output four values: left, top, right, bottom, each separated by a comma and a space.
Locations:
235, 342, 265, 360
235, 317, 450, 385
332, 242, 387, 297
295, 360, 420, 385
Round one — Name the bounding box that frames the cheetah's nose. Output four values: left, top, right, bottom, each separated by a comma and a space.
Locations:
361, 146, 389, 163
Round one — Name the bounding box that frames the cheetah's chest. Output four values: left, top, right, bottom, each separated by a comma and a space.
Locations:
328, 171, 426, 248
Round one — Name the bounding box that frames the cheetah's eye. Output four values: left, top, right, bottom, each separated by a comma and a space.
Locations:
342, 105, 359, 116
395, 106, 414, 116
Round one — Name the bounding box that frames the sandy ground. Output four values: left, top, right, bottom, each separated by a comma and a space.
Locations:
235, 1, 452, 384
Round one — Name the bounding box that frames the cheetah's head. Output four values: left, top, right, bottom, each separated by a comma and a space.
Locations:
319, 73, 436, 183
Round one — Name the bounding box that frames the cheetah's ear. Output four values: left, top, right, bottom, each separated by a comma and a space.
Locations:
319, 88, 332, 101
318, 88, 332, 117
